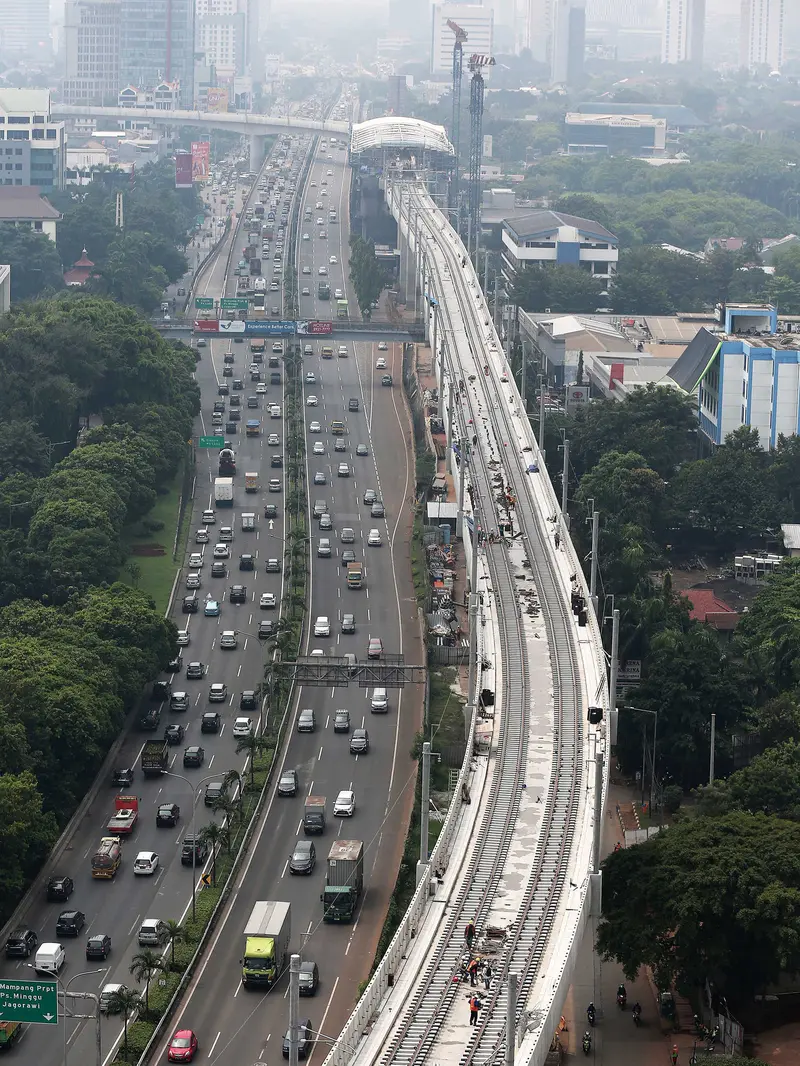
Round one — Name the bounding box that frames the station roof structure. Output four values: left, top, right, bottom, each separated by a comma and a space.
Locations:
350, 117, 455, 157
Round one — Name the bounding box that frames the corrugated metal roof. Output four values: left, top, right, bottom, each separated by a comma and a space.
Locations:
503, 209, 617, 243
667, 327, 720, 393
350, 117, 454, 156
0, 88, 51, 115
782, 524, 800, 551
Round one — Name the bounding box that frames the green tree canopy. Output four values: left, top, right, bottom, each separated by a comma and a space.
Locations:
511, 264, 604, 314
0, 225, 65, 300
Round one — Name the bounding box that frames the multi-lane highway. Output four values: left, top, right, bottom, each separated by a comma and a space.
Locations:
2, 117, 422, 1066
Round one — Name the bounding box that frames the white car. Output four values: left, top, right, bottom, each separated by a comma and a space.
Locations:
378, 341, 388, 351
213, 544, 230, 558
338, 345, 348, 357
220, 630, 238, 649
256, 383, 268, 394
189, 553, 204, 568
327, 170, 333, 176
306, 395, 318, 407
329, 255, 338, 264
268, 433, 280, 446
309, 421, 321, 433
376, 357, 387, 369
176, 629, 191, 646
133, 852, 159, 876
314, 616, 331, 637
333, 789, 356, 817
313, 441, 325, 455
306, 372, 316, 384
318, 266, 328, 276
368, 528, 382, 546
232, 717, 252, 738
302, 233, 310, 240
302, 287, 310, 295
260, 592, 276, 609
202, 510, 216, 524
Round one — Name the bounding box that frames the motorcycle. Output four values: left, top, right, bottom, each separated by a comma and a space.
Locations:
632, 1004, 642, 1027
586, 1004, 596, 1027
582, 1032, 592, 1056
617, 991, 627, 1010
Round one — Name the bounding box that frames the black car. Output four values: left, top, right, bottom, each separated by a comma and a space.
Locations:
271, 454, 283, 467
341, 550, 356, 567
333, 709, 351, 733
233, 379, 244, 390
186, 661, 205, 680
258, 620, 274, 639
181, 836, 209, 866
239, 554, 254, 571
85, 934, 112, 961
5, 928, 38, 958
298, 961, 319, 996
156, 802, 180, 827
201, 712, 221, 734
341, 614, 355, 634
278, 768, 298, 796
56, 910, 86, 937
46, 875, 74, 902
164, 723, 185, 745
225, 422, 238, 435
211, 561, 227, 577
230, 584, 247, 604
289, 840, 316, 875
152, 680, 171, 701
204, 780, 226, 806
264, 503, 277, 519
167, 654, 183, 673
350, 728, 370, 754
223, 366, 233, 377
240, 690, 258, 710
229, 410, 241, 422
111, 768, 134, 787
218, 383, 230, 395
139, 706, 161, 731
230, 395, 241, 407
183, 594, 199, 613
282, 1019, 313, 1059
183, 745, 205, 768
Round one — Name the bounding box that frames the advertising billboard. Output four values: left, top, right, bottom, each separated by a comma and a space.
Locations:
175, 151, 193, 189
205, 88, 229, 113
194, 319, 219, 332
244, 320, 295, 336
218, 319, 246, 334
191, 141, 211, 183
296, 321, 333, 336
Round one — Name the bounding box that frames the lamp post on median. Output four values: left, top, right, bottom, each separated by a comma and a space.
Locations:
622, 706, 659, 825
159, 769, 239, 921
26, 965, 104, 1066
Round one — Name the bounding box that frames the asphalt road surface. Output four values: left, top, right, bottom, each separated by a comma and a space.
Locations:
5, 128, 422, 1066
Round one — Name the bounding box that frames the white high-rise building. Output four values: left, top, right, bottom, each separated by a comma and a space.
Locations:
739, 0, 784, 69
661, 0, 705, 63
526, 0, 553, 64
551, 0, 586, 83
195, 0, 260, 80
430, 3, 494, 77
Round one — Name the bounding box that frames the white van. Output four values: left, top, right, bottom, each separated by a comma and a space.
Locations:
371, 688, 388, 712
34, 943, 65, 974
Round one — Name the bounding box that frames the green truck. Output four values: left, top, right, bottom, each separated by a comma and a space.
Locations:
241, 901, 291, 988
321, 840, 363, 923
141, 739, 168, 776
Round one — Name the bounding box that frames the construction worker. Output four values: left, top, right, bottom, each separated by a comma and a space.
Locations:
671, 1045, 679, 1065
468, 994, 481, 1026
467, 957, 480, 986
465, 920, 476, 951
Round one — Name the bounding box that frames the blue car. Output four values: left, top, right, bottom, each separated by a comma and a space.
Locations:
204, 599, 220, 617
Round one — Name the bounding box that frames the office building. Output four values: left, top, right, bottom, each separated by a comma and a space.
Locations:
551, 0, 586, 84
388, 75, 411, 115
564, 112, 666, 155
525, 0, 553, 64
195, 0, 260, 81
586, 0, 659, 25
431, 3, 494, 77
661, 0, 705, 63
0, 0, 50, 59
62, 0, 121, 107
739, 0, 784, 70
0, 187, 62, 241
0, 90, 66, 191
500, 209, 619, 287
119, 0, 195, 108
0, 264, 10, 315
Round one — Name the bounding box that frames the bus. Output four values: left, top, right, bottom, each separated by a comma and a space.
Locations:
336, 299, 348, 319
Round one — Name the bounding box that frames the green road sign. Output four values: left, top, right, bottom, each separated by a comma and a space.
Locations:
0, 979, 58, 1025
195, 297, 214, 309
220, 298, 249, 311
199, 436, 224, 449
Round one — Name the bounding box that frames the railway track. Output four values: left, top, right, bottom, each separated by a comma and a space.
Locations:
378, 186, 584, 1066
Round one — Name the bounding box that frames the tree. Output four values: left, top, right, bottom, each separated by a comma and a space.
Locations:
235, 731, 271, 789
199, 822, 230, 883
769, 242, 800, 283
106, 987, 141, 1060
511, 265, 603, 315
553, 194, 614, 231
697, 740, 800, 821
597, 812, 800, 1004
734, 557, 800, 694
0, 772, 58, 922
0, 225, 64, 301
128, 949, 165, 1013
348, 235, 386, 317
164, 919, 187, 970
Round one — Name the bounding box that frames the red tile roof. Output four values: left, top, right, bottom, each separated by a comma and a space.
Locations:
684, 589, 739, 631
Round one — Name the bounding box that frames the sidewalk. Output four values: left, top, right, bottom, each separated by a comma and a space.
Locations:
562, 783, 700, 1065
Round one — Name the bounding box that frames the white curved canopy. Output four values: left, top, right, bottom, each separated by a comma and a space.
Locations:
350, 117, 455, 156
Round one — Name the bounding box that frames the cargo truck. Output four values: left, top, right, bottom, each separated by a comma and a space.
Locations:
245, 472, 259, 493
241, 512, 255, 531
303, 796, 326, 835
141, 739, 168, 777
346, 561, 363, 589
219, 448, 236, 476
106, 796, 139, 835
249, 337, 266, 358
241, 901, 291, 988
250, 259, 262, 276
317, 282, 331, 300
321, 840, 363, 923
91, 837, 122, 879
246, 420, 261, 437
214, 477, 234, 507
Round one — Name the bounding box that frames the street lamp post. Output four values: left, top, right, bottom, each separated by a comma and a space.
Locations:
26, 965, 104, 1066
159, 770, 239, 921
623, 706, 659, 823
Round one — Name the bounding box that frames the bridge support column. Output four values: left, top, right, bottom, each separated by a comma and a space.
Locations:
249, 134, 267, 172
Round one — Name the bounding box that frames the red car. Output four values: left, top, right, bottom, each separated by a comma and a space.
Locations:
168, 1030, 198, 1062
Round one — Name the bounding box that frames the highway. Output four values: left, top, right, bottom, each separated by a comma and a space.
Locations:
4, 113, 421, 1066
156, 130, 423, 1066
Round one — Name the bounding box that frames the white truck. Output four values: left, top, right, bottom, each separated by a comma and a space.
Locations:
241, 901, 291, 988
241, 512, 255, 531
214, 477, 234, 507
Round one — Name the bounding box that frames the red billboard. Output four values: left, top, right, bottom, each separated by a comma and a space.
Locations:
296, 320, 333, 335
191, 141, 210, 183
175, 152, 193, 189
194, 319, 219, 332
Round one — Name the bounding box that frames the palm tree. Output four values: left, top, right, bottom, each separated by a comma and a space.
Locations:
212, 792, 242, 832
199, 819, 230, 863
236, 731, 271, 788
129, 950, 165, 1013
107, 987, 141, 1062
164, 919, 187, 971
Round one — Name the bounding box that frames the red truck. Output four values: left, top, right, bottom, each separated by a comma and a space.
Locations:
106, 795, 139, 835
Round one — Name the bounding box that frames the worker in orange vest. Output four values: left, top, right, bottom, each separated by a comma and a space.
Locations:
468, 994, 482, 1026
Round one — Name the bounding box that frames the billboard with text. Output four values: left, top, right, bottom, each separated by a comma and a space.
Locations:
191, 141, 210, 183
205, 88, 229, 113
296, 321, 333, 336
175, 152, 192, 189
244, 320, 295, 335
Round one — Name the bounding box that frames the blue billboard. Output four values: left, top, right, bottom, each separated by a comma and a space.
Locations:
244, 320, 295, 335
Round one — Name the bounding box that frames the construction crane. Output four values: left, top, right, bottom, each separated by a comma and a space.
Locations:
467, 53, 495, 256
446, 19, 467, 214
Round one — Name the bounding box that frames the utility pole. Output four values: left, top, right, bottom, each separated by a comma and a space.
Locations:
589, 510, 600, 613
506, 973, 519, 1066
609, 608, 620, 746
538, 375, 546, 462
709, 713, 716, 785
288, 953, 300, 1066
457, 436, 467, 540
465, 511, 481, 740
420, 741, 431, 868
591, 746, 605, 873
560, 438, 570, 531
